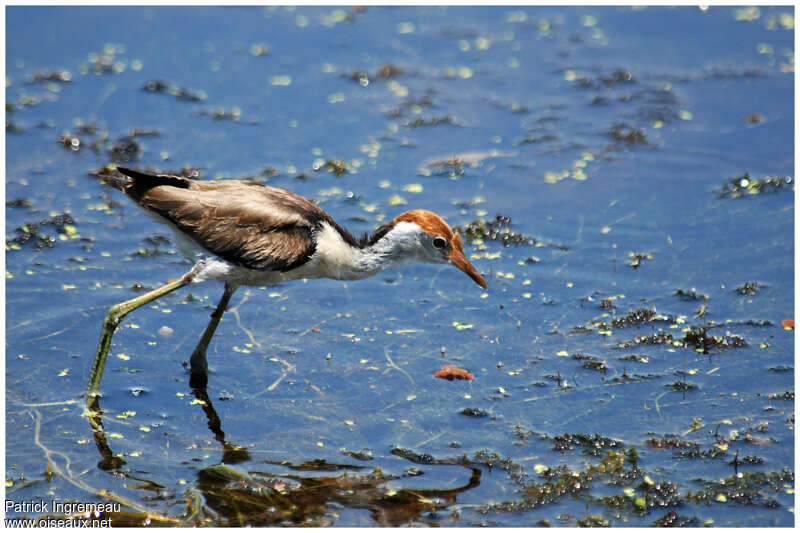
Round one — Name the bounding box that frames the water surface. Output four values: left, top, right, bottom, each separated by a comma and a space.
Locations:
6, 6, 794, 527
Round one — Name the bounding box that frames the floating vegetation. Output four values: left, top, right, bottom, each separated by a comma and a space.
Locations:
249, 43, 269, 56
608, 122, 647, 145
618, 354, 649, 363
472, 450, 523, 474
6, 198, 33, 208
433, 364, 474, 381
127, 127, 160, 138
736, 455, 766, 465
456, 218, 540, 247
81, 44, 136, 76
517, 465, 593, 506
685, 470, 793, 507
6, 213, 76, 250
58, 122, 153, 163
568, 68, 636, 89
601, 478, 683, 513
577, 515, 610, 527
345, 63, 404, 86
6, 120, 23, 133
717, 172, 793, 199
629, 87, 685, 124
483, 94, 531, 115
675, 445, 727, 460
600, 70, 636, 87
509, 102, 529, 114
109, 136, 142, 162
74, 121, 99, 135
375, 63, 404, 80
628, 251, 653, 268
130, 235, 171, 258
608, 371, 662, 384
669, 380, 698, 392
422, 157, 464, 177
323, 159, 348, 176
198, 107, 246, 123
674, 288, 709, 301
599, 297, 616, 311
419, 150, 516, 177
571, 353, 607, 372
615, 330, 673, 349
460, 407, 488, 417
736, 280, 765, 295
81, 44, 127, 75
543, 371, 571, 389
10, 93, 43, 109
645, 435, 700, 451
494, 214, 512, 226
610, 308, 655, 328
702, 66, 767, 80
28, 70, 73, 83
404, 115, 459, 128
57, 131, 85, 152
391, 447, 435, 465
766, 390, 794, 401
143, 79, 206, 102
574, 307, 675, 333
481, 439, 794, 524
340, 448, 373, 461
516, 133, 558, 145
767, 365, 792, 373
653, 511, 700, 527
732, 318, 772, 326
680, 325, 747, 353
386, 96, 435, 118
552, 433, 620, 456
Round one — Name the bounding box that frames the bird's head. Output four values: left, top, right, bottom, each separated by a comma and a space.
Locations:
389, 210, 487, 289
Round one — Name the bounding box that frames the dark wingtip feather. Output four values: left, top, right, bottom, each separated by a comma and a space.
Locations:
98, 166, 133, 191
115, 167, 192, 191
116, 166, 151, 181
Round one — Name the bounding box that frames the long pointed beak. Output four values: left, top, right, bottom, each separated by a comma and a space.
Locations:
449, 249, 488, 289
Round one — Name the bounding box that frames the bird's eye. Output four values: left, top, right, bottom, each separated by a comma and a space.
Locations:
433, 236, 447, 249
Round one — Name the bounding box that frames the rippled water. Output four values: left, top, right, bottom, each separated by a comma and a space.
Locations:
6, 6, 794, 527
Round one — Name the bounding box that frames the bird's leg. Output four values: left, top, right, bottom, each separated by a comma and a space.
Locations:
86, 273, 193, 400
188, 283, 237, 378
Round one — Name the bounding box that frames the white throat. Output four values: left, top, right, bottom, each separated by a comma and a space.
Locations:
310, 221, 425, 281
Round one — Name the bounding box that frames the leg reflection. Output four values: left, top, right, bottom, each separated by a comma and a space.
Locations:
190, 386, 251, 464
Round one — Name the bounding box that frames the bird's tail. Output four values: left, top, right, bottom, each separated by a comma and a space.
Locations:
118, 166, 191, 188
103, 166, 192, 197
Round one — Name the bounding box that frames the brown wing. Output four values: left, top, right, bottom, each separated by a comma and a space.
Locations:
115, 167, 335, 272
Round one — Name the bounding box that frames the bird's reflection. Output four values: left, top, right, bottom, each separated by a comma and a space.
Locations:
86, 395, 126, 472
87, 377, 250, 471
87, 373, 482, 526
188, 385, 251, 464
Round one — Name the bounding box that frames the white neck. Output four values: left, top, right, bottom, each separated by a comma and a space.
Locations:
312, 221, 425, 281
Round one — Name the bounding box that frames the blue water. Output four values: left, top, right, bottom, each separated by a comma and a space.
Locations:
6, 6, 794, 527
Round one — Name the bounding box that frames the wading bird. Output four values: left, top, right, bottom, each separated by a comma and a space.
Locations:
86, 167, 487, 397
